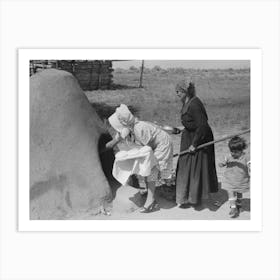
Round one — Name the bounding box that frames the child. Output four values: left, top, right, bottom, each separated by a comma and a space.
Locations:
219, 136, 250, 218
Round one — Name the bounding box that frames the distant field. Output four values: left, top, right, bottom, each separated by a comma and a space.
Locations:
85, 68, 250, 131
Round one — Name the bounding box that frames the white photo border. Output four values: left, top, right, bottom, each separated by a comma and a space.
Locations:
18, 48, 262, 232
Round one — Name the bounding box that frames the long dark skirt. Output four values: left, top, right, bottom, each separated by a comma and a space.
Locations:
176, 129, 218, 205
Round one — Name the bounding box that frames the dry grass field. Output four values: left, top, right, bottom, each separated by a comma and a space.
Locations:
86, 68, 250, 129
84, 67, 250, 220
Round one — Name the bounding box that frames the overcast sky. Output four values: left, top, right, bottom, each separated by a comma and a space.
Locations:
113, 60, 250, 69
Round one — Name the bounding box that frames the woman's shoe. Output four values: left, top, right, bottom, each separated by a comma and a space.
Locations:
229, 206, 240, 218
213, 201, 222, 207
177, 203, 192, 209
151, 202, 160, 212
139, 206, 151, 213
139, 200, 160, 213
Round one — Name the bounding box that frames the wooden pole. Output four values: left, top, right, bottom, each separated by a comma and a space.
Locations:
98, 61, 102, 90
31, 61, 35, 75
89, 60, 93, 90
173, 129, 250, 157
139, 60, 144, 88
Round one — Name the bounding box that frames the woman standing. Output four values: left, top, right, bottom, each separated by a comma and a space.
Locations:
175, 80, 218, 207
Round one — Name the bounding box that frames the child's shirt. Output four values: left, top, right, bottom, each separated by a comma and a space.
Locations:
221, 153, 250, 188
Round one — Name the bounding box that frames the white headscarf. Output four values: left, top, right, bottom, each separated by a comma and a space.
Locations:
108, 104, 135, 138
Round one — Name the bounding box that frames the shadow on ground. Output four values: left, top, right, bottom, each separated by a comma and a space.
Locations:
116, 179, 234, 212
127, 175, 147, 207
241, 198, 250, 212
192, 183, 229, 212
129, 192, 147, 208
154, 182, 233, 212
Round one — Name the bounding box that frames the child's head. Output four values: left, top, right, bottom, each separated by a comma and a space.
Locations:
228, 136, 247, 158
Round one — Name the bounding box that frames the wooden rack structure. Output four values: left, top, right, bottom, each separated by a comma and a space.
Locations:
30, 60, 114, 90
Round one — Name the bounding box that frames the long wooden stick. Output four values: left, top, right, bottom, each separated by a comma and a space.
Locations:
173, 129, 250, 157
139, 60, 144, 88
